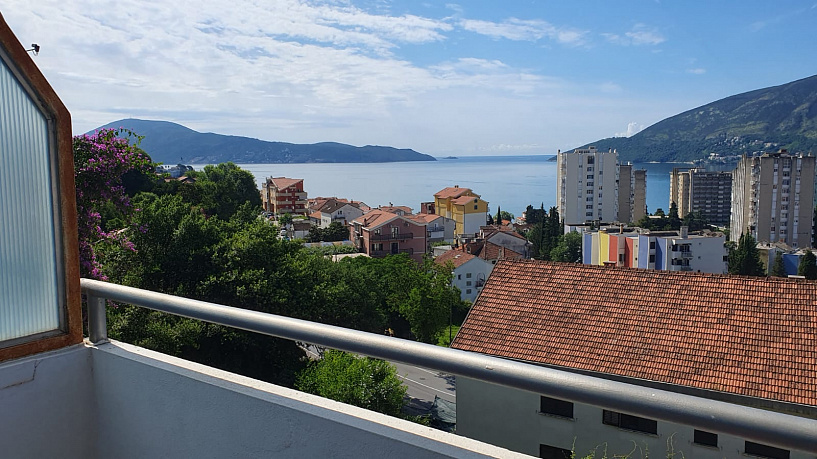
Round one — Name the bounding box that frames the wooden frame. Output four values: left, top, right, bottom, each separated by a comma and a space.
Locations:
0, 12, 82, 362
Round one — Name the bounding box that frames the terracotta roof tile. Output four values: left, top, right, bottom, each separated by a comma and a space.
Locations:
435, 250, 476, 268
268, 177, 303, 189
451, 260, 817, 407
434, 186, 473, 199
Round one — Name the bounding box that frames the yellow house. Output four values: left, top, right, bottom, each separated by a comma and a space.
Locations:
434, 186, 489, 236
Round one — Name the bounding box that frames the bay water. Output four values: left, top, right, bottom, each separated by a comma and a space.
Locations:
199, 156, 726, 219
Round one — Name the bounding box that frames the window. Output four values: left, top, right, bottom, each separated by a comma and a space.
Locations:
466, 289, 472, 294
649, 255, 655, 263
602, 410, 657, 435
587, 157, 594, 164
587, 174, 593, 179
540, 444, 572, 459
466, 281, 472, 286
474, 205, 478, 210
539, 396, 573, 418
466, 273, 472, 278
693, 430, 718, 447
744, 441, 790, 459
372, 243, 383, 252
649, 241, 656, 249
457, 274, 461, 280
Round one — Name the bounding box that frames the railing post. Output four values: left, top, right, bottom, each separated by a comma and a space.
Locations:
87, 293, 108, 344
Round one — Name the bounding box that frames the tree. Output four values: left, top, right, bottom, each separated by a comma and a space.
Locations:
295, 350, 406, 417
771, 252, 787, 277
728, 232, 765, 276
498, 210, 515, 223
797, 251, 817, 279
73, 128, 154, 278
192, 162, 262, 220
667, 202, 681, 230
278, 212, 293, 227
551, 231, 583, 263
495, 205, 502, 225
524, 204, 546, 225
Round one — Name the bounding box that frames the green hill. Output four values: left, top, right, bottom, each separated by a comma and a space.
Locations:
576, 74, 817, 162
90, 119, 435, 164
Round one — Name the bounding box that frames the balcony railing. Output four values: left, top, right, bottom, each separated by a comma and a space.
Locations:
369, 232, 414, 241
81, 279, 817, 455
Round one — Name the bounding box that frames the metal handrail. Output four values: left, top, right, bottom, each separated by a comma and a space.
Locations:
81, 278, 817, 454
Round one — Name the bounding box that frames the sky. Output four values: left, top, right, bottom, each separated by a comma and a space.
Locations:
3, 1, 817, 156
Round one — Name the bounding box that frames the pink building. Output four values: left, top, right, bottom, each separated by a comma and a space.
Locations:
350, 211, 427, 263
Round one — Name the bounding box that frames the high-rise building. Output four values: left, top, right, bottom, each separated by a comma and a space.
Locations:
670, 168, 732, 227
557, 147, 619, 224
632, 169, 647, 221
731, 151, 816, 248
617, 164, 647, 223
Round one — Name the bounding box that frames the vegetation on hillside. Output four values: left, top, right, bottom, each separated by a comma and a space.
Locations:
577, 74, 817, 162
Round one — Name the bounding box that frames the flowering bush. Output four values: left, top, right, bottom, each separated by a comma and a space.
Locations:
73, 129, 153, 279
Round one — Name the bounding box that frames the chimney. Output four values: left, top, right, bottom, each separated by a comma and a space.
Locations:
454, 185, 459, 188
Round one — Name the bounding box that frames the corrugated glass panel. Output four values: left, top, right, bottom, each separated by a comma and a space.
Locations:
0, 56, 61, 342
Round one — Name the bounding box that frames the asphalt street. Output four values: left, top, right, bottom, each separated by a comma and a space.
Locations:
392, 361, 456, 416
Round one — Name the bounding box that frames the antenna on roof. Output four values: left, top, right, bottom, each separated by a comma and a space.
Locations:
25, 44, 40, 56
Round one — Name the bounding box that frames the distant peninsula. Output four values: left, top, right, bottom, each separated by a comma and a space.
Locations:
90, 119, 436, 164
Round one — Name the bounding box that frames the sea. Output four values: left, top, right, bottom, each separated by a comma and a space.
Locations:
195, 156, 733, 218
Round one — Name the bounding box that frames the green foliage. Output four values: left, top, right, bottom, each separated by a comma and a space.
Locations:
771, 252, 787, 277
302, 244, 359, 256
437, 325, 460, 347
499, 210, 515, 223
278, 212, 293, 227
191, 162, 261, 219
797, 251, 817, 279
551, 231, 583, 263
306, 221, 349, 242
527, 206, 562, 260
524, 204, 546, 225
728, 232, 766, 276
295, 350, 407, 416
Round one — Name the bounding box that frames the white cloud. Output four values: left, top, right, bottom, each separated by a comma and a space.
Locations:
687, 68, 707, 75
460, 18, 588, 45
615, 122, 645, 138
604, 24, 665, 46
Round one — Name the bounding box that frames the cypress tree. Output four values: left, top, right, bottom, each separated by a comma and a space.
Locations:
797, 251, 817, 279
771, 252, 786, 277
728, 232, 765, 276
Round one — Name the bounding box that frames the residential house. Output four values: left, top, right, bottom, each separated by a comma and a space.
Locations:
262, 177, 308, 216
377, 205, 413, 216
479, 226, 532, 260
316, 199, 364, 229
408, 213, 456, 249
434, 250, 493, 302
433, 186, 489, 238
452, 260, 817, 459
350, 211, 427, 263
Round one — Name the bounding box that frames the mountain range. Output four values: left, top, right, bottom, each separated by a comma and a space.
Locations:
91, 119, 435, 164
576, 74, 817, 163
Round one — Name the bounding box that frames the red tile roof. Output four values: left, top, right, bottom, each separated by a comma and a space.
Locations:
481, 241, 524, 261
435, 186, 473, 199
452, 260, 817, 407
269, 177, 303, 189
435, 250, 477, 268
451, 195, 478, 205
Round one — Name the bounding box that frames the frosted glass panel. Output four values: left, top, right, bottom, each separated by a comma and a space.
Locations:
0, 57, 61, 342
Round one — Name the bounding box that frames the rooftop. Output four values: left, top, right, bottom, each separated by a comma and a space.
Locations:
268, 177, 303, 189
452, 260, 817, 410
434, 186, 475, 199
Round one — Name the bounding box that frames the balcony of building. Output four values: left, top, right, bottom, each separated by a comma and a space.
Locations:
370, 232, 414, 241
5, 280, 815, 459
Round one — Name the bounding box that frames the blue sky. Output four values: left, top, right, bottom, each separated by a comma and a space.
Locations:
3, 1, 816, 156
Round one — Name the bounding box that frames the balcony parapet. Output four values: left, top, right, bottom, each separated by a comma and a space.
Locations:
81, 279, 817, 455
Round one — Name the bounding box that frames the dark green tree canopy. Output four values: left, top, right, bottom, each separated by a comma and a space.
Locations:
797, 250, 817, 279
728, 232, 766, 276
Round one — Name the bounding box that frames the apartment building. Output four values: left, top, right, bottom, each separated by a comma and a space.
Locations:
557, 147, 620, 224
350, 211, 427, 263
262, 177, 308, 216
581, 227, 727, 274
617, 164, 647, 223
670, 168, 732, 227
731, 151, 816, 248
433, 186, 489, 237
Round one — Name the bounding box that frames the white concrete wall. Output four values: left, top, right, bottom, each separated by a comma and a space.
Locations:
462, 212, 486, 236
0, 345, 96, 459
457, 377, 811, 459
0, 342, 529, 459
452, 258, 494, 302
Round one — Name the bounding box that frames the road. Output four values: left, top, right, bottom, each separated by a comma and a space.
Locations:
392, 361, 456, 416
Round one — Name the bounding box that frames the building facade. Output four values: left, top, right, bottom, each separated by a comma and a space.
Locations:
617, 164, 647, 223
581, 227, 727, 274
350, 211, 427, 263
262, 177, 308, 216
433, 186, 489, 237
557, 147, 620, 224
434, 250, 494, 302
670, 168, 732, 227
731, 151, 816, 248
